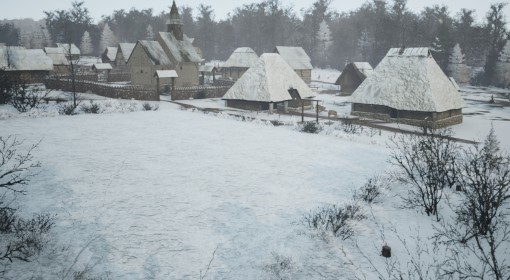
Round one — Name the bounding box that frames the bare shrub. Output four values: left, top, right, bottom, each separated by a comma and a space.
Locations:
263, 252, 296, 280
304, 202, 366, 240
8, 85, 51, 113
142, 102, 159, 111
353, 177, 385, 204
58, 103, 77, 115
299, 121, 322, 134
389, 129, 460, 221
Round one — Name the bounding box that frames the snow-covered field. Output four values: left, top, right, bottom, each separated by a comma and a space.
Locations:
1, 83, 509, 279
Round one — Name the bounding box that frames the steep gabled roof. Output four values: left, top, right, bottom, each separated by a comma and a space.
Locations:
350, 48, 465, 112
223, 53, 315, 103
104, 47, 118, 61
158, 32, 202, 63
135, 40, 172, 66
56, 43, 81, 55
274, 46, 312, 70
46, 52, 69, 66
92, 63, 112, 70
223, 47, 259, 68
118, 43, 136, 63
335, 62, 373, 85
44, 47, 65, 54
0, 47, 53, 71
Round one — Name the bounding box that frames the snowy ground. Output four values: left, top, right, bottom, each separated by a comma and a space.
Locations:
1, 82, 509, 279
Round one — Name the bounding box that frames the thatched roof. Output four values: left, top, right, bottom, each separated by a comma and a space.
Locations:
274, 46, 312, 70
0, 47, 53, 71
104, 47, 118, 61
223, 47, 259, 68
335, 62, 373, 85
350, 48, 465, 112
56, 43, 81, 55
223, 53, 315, 102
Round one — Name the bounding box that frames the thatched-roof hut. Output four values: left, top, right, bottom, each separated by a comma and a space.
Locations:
335, 62, 373, 95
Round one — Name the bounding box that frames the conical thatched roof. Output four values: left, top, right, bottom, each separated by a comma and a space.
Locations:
223, 53, 315, 102
223, 47, 259, 68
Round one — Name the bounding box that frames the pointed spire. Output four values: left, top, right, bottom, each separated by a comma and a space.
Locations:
169, 1, 182, 25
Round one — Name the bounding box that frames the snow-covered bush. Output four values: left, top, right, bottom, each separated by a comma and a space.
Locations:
303, 202, 366, 240
353, 177, 385, 204
58, 103, 77, 115
142, 102, 159, 111
299, 121, 322, 134
262, 252, 297, 280
80, 101, 102, 114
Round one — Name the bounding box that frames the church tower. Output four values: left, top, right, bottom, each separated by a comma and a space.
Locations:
167, 1, 183, 41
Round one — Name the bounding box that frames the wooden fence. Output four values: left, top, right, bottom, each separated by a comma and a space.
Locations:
45, 77, 158, 101
169, 85, 231, 101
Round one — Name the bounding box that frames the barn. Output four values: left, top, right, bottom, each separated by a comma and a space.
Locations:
0, 46, 53, 83
116, 43, 136, 69
274, 46, 313, 84
335, 62, 373, 95
222, 47, 259, 81
223, 53, 315, 112
350, 48, 465, 128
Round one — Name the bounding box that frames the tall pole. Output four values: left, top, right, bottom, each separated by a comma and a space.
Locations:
301, 101, 304, 123
316, 100, 319, 123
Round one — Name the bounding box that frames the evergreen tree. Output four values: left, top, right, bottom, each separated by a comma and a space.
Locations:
357, 29, 374, 62
485, 3, 508, 85
146, 25, 154, 41
447, 43, 471, 84
99, 23, 117, 53
316, 20, 332, 66
80, 31, 93, 55
494, 40, 510, 87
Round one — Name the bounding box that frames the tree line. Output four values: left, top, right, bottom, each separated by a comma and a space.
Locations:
0, 0, 509, 86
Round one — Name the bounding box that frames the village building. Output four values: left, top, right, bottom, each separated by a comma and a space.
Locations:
101, 47, 118, 66
115, 43, 136, 70
222, 47, 259, 81
335, 62, 373, 95
56, 43, 81, 60
44, 47, 70, 75
92, 63, 113, 82
0, 46, 53, 82
350, 47, 465, 128
199, 65, 218, 85
223, 53, 315, 112
127, 40, 172, 89
274, 46, 313, 84
154, 1, 202, 87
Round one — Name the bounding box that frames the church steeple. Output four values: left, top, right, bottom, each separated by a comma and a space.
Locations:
167, 0, 183, 40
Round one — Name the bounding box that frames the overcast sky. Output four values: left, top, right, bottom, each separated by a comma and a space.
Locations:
0, 0, 507, 23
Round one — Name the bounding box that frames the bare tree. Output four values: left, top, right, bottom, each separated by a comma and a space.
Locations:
389, 129, 460, 221
0, 136, 54, 274
436, 127, 510, 279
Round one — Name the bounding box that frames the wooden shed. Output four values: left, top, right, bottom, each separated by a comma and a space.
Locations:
350, 48, 465, 128
0, 46, 53, 83
56, 43, 80, 60
335, 62, 373, 95
44, 47, 70, 75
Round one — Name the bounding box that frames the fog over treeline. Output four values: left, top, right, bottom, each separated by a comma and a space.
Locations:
0, 0, 508, 85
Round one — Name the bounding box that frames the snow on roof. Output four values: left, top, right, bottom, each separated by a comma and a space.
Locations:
223, 53, 315, 103
105, 47, 118, 61
44, 47, 65, 54
0, 47, 53, 71
46, 52, 69, 66
158, 32, 202, 63
350, 48, 465, 112
93, 63, 113, 70
138, 40, 172, 66
199, 65, 217, 73
352, 62, 373, 76
223, 47, 259, 68
56, 43, 81, 55
155, 70, 178, 78
274, 46, 312, 70
118, 43, 136, 63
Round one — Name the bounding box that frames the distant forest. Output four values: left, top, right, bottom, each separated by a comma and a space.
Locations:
0, 0, 509, 85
